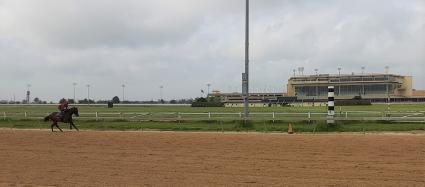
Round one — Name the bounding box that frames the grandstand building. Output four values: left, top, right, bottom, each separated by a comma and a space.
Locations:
287, 73, 412, 99
212, 73, 424, 107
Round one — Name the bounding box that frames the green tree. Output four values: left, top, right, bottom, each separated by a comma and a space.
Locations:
33, 97, 40, 104
59, 98, 66, 104
112, 96, 120, 103
68, 99, 75, 104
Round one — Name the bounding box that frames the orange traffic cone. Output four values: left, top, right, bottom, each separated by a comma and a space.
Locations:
288, 123, 294, 134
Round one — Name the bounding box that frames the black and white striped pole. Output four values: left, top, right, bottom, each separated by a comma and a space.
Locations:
327, 86, 335, 125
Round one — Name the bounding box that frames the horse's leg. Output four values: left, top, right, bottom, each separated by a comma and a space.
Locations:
70, 121, 79, 131
69, 122, 72, 130
51, 123, 55, 132
55, 122, 63, 132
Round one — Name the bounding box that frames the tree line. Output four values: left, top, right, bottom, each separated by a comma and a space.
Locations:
0, 96, 195, 104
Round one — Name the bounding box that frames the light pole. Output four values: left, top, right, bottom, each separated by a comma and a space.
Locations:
338, 67, 342, 96
385, 66, 390, 113
26, 84, 31, 104
121, 84, 125, 103
86, 84, 90, 106
361, 66, 365, 95
293, 69, 296, 77
242, 0, 250, 119
73, 83, 77, 103
160, 86, 163, 102
314, 69, 318, 98
206, 83, 211, 97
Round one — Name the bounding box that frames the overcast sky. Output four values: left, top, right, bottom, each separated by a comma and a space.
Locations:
0, 0, 424, 102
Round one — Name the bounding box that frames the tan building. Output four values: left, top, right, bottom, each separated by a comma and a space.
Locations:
287, 73, 413, 99
412, 89, 425, 97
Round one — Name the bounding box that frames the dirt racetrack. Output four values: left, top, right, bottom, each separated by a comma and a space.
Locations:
0, 129, 424, 186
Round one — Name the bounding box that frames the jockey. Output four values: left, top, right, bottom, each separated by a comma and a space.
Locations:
58, 100, 69, 118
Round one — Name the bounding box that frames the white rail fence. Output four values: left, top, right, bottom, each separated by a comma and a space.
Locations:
1, 111, 425, 122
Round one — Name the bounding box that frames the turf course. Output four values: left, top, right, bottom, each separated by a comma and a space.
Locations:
0, 104, 424, 113
0, 104, 424, 132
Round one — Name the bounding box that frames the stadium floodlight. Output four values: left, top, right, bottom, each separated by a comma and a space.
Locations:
121, 84, 126, 103
160, 86, 164, 101
298, 67, 304, 76
73, 83, 77, 103
338, 67, 342, 95
206, 83, 211, 97
385, 66, 390, 113
314, 69, 318, 76
26, 84, 31, 104
293, 69, 296, 77
361, 66, 365, 95
86, 84, 90, 106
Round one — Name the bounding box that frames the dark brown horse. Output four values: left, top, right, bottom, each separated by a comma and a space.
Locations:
44, 107, 79, 132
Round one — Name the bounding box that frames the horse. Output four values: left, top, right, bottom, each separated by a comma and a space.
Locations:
44, 107, 80, 132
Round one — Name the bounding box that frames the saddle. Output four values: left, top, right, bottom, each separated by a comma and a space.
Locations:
56, 109, 69, 121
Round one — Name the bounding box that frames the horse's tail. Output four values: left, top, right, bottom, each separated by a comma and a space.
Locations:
44, 115, 50, 122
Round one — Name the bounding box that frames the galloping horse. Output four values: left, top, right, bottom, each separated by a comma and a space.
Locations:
44, 107, 79, 132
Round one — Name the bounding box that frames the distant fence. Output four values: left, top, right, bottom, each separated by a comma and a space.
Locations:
2, 111, 424, 123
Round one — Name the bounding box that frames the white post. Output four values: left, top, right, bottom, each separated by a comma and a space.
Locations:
272, 112, 275, 119
3, 112, 6, 120
95, 112, 98, 121
208, 112, 211, 119
345, 112, 348, 119
24, 112, 27, 119
308, 112, 311, 120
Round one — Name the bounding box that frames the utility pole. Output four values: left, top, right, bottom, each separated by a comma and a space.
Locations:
242, 0, 250, 119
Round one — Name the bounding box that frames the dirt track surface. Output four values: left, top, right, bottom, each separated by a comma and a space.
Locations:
0, 130, 424, 186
